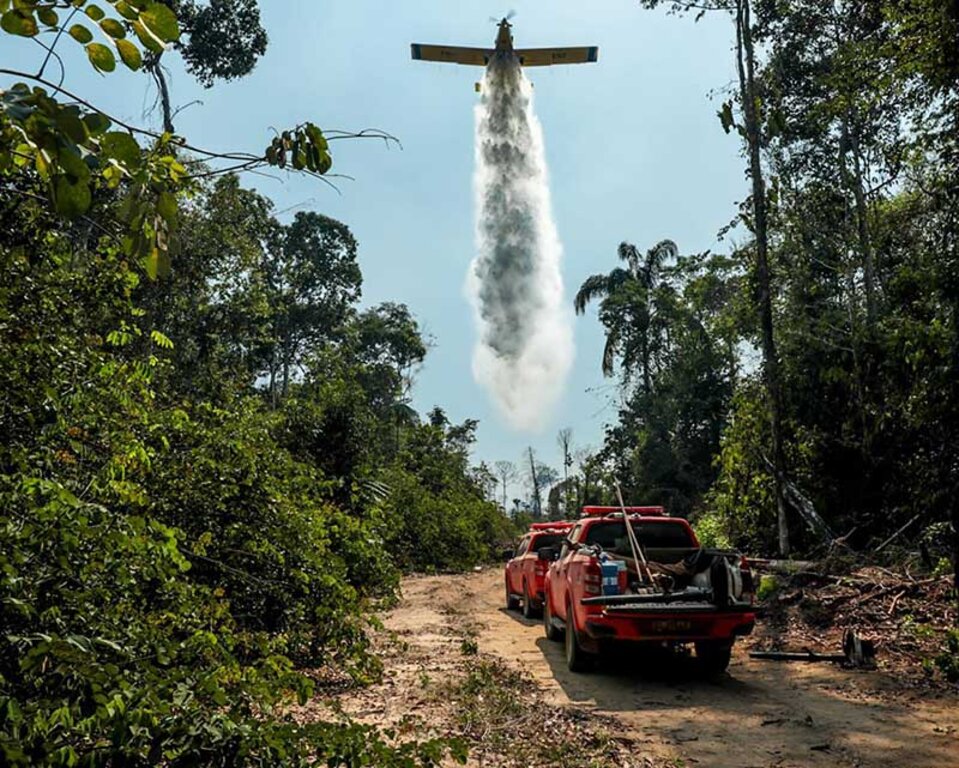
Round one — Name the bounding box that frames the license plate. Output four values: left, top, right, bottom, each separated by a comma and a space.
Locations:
649, 619, 693, 634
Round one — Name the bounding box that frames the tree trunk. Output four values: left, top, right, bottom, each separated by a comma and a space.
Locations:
640, 333, 652, 396
839, 116, 877, 326
850, 128, 877, 325
737, 0, 790, 556
528, 447, 541, 518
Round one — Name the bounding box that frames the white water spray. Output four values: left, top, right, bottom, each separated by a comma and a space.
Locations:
467, 56, 573, 431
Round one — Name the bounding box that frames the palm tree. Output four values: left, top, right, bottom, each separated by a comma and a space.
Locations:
574, 239, 678, 392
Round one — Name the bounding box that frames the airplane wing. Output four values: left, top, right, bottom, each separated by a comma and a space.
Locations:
411, 44, 492, 66
515, 47, 599, 66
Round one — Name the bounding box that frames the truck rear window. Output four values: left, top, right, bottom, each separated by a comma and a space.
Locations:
530, 533, 564, 552
584, 521, 694, 553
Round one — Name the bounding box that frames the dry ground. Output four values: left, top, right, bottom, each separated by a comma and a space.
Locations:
303, 569, 959, 768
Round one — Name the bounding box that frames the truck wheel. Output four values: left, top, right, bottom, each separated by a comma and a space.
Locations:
565, 600, 595, 673
522, 581, 537, 619
696, 640, 733, 676
543, 595, 563, 641
505, 580, 520, 611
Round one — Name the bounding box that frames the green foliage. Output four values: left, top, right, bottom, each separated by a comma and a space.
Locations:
0, 0, 179, 66
383, 421, 514, 572
1, 1, 343, 279
0, 0, 182, 275
144, 399, 397, 676
577, 243, 739, 520
693, 509, 732, 549
933, 629, 959, 684
588, 1, 959, 565
0, 214, 482, 763
0, 477, 305, 766
266, 124, 333, 175
174, 0, 269, 86
756, 575, 780, 602
0, 7, 505, 765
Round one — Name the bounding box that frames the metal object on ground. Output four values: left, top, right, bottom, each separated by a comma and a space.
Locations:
749, 629, 876, 668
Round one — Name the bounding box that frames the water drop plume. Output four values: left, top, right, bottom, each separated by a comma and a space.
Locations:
467, 56, 573, 431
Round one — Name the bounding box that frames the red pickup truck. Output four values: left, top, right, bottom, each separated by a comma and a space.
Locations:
542, 506, 755, 675
505, 522, 574, 619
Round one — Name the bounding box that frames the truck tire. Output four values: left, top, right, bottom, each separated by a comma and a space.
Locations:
522, 581, 536, 619
505, 580, 520, 611
696, 639, 733, 676
543, 594, 563, 641
565, 600, 595, 673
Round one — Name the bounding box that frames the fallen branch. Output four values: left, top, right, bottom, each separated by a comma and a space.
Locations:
826, 576, 945, 608
875, 514, 922, 554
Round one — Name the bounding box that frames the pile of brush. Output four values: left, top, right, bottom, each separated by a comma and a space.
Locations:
748, 560, 956, 686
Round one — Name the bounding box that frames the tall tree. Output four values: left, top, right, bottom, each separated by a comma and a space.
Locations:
150, 0, 269, 131
264, 212, 362, 401
494, 460, 518, 511
640, 0, 790, 553
557, 427, 574, 517
574, 239, 677, 388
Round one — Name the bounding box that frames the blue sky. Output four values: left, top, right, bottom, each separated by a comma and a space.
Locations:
7, 1, 744, 497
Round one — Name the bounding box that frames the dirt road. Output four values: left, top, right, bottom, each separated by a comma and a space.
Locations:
324, 569, 959, 767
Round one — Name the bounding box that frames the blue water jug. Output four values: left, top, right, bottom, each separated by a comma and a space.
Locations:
600, 558, 621, 596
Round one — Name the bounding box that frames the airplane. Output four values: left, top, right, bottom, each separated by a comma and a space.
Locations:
411, 17, 598, 76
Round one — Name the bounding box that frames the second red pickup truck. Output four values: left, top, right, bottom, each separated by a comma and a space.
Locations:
542, 506, 755, 675
505, 522, 573, 619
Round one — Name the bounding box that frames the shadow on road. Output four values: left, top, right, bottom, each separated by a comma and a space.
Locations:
497, 605, 542, 628
534, 636, 757, 711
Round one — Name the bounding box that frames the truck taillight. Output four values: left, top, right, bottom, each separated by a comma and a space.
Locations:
740, 555, 755, 604
584, 562, 602, 596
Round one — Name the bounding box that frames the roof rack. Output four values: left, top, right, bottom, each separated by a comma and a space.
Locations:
580, 505, 667, 517
529, 521, 574, 531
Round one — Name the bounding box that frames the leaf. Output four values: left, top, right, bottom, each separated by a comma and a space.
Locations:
145, 244, 170, 279
100, 18, 126, 38
140, 1, 178, 42
316, 150, 332, 174
156, 190, 177, 223
150, 329, 174, 349
86, 42, 117, 72
116, 38, 142, 70
56, 108, 88, 144
1, 9, 38, 36
68, 23, 93, 43
718, 101, 736, 135
58, 146, 91, 181
114, 1, 139, 21
37, 7, 58, 27
306, 123, 328, 151
54, 175, 92, 218
84, 4, 105, 22
100, 131, 141, 167
292, 140, 305, 171
131, 19, 162, 52
82, 112, 112, 135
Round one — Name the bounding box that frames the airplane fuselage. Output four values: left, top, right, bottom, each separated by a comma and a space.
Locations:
494, 18, 514, 53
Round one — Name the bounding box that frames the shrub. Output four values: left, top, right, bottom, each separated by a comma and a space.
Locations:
934, 629, 959, 684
